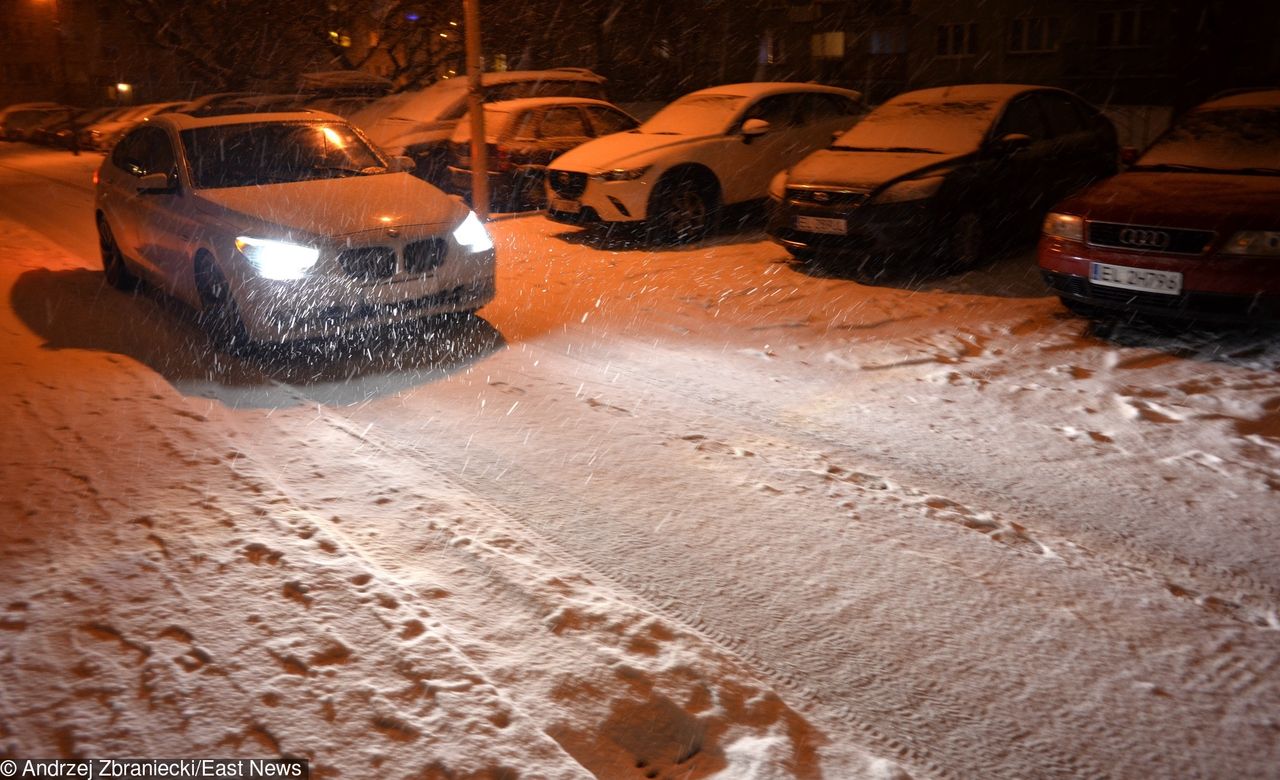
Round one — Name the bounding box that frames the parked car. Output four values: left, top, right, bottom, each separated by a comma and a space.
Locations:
298, 70, 392, 119
94, 111, 496, 350
31, 106, 114, 147
81, 102, 188, 151
766, 84, 1117, 267
350, 68, 608, 184
544, 82, 864, 242
447, 97, 638, 212
3, 105, 75, 141
1039, 89, 1280, 323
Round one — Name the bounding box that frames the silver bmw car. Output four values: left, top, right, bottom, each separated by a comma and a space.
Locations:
94, 110, 496, 350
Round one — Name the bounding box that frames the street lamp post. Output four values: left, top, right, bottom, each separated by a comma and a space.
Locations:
44, 0, 79, 154
464, 0, 488, 220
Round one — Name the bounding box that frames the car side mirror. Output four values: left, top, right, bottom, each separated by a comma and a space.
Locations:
990, 132, 1032, 156
741, 118, 770, 143
136, 171, 175, 194
390, 155, 417, 173
1119, 146, 1140, 166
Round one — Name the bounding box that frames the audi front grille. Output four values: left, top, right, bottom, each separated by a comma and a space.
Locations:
1087, 221, 1214, 255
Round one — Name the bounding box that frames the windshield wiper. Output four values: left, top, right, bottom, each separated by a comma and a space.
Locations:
830, 145, 943, 154
1130, 163, 1232, 174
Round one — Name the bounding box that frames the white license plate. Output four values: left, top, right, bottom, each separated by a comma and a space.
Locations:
1090, 262, 1182, 295
795, 215, 847, 235
550, 198, 581, 214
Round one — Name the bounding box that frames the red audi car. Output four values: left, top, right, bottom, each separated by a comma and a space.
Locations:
1039, 90, 1280, 323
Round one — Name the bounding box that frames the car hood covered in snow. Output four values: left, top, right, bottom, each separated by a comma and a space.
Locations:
784, 148, 969, 192
551, 131, 708, 173
1058, 171, 1280, 228
194, 173, 465, 239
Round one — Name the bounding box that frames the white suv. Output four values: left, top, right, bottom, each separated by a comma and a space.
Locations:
544, 82, 862, 242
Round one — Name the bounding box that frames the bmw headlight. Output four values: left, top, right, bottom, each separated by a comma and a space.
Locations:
595, 165, 649, 182
235, 236, 320, 280
871, 176, 944, 205
1222, 230, 1280, 257
1042, 212, 1085, 242
452, 210, 493, 253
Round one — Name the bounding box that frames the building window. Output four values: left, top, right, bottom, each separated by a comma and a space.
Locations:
936, 22, 976, 57
1097, 9, 1144, 47
1009, 16, 1060, 53
870, 28, 907, 55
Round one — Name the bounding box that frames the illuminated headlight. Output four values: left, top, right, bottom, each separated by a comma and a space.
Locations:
452, 210, 493, 253
871, 176, 944, 204
1222, 230, 1280, 257
595, 165, 649, 182
1043, 212, 1085, 242
235, 236, 320, 280
767, 170, 788, 201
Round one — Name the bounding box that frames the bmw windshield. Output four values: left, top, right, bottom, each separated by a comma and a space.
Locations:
181, 121, 390, 189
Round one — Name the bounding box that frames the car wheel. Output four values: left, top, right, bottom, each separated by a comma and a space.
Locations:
98, 218, 137, 291
651, 172, 718, 244
947, 212, 984, 269
196, 256, 254, 355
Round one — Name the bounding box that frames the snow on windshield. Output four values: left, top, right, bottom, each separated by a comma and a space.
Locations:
1138, 107, 1280, 172
639, 93, 748, 136
182, 122, 386, 188
835, 97, 1002, 154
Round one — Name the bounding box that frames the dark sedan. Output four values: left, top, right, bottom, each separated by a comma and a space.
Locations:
767, 84, 1117, 270
1039, 90, 1280, 323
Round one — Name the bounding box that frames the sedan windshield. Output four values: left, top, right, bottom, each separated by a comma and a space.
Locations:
181, 121, 388, 189
639, 94, 748, 136
1135, 107, 1280, 174
833, 98, 1003, 155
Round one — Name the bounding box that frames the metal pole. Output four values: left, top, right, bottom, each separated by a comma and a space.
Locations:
50, 0, 79, 155
464, 0, 488, 219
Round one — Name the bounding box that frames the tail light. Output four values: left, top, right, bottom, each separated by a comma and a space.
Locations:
487, 143, 512, 173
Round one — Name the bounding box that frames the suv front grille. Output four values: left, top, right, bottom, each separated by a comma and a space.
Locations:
1087, 221, 1214, 255
548, 170, 587, 199
338, 246, 397, 282
786, 188, 868, 208
404, 239, 448, 274
337, 240, 450, 283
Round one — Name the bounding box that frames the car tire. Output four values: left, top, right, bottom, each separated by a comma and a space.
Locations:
650, 171, 719, 244
946, 212, 985, 270
195, 255, 254, 356
98, 218, 138, 291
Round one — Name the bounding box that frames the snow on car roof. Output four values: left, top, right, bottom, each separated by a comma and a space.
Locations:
1196, 89, 1280, 111
152, 110, 342, 131
682, 81, 862, 100
883, 83, 1042, 106
478, 96, 618, 113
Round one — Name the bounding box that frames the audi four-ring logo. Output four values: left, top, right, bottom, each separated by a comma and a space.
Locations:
1119, 228, 1171, 249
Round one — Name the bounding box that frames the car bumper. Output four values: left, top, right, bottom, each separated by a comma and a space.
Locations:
1038, 237, 1280, 323
234, 250, 497, 343
766, 198, 936, 255
545, 173, 650, 225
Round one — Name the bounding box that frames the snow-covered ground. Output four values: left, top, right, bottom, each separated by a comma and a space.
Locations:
2, 145, 1278, 779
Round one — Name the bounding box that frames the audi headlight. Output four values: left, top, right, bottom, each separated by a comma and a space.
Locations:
595, 165, 649, 182
1043, 212, 1084, 242
871, 176, 944, 205
235, 236, 320, 280
768, 170, 788, 201
452, 210, 493, 253
1222, 230, 1280, 257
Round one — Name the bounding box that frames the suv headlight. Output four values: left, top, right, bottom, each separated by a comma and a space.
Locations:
768, 170, 788, 201
235, 236, 319, 280
595, 165, 649, 182
452, 210, 493, 253
870, 175, 944, 205
1043, 212, 1084, 242
1222, 230, 1280, 257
